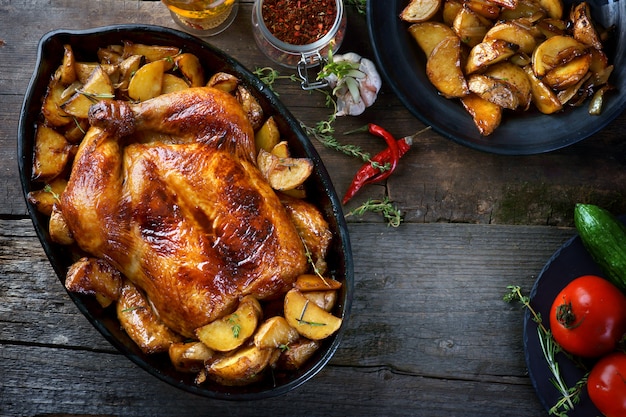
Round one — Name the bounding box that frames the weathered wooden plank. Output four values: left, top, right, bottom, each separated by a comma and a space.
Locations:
0, 344, 546, 417
1, 219, 571, 415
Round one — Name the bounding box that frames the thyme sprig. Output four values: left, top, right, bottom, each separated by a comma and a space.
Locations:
346, 197, 403, 227
344, 0, 367, 15
43, 184, 61, 202
228, 314, 241, 338
253, 67, 299, 95
504, 285, 586, 416
77, 89, 115, 102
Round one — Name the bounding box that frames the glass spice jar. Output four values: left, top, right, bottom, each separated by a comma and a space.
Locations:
251, 0, 347, 89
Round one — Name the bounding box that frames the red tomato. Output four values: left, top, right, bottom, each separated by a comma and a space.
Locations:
587, 352, 626, 417
549, 275, 626, 358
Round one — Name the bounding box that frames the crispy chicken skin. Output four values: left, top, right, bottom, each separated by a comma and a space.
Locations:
60, 87, 309, 337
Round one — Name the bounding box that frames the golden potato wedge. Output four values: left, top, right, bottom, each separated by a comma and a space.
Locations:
97, 45, 124, 65
543, 53, 591, 90
588, 48, 609, 75
275, 338, 321, 370
532, 35, 588, 77
465, 0, 501, 20
257, 149, 313, 191
303, 290, 338, 312
465, 39, 519, 74
41, 79, 72, 127
460, 93, 502, 136
65, 257, 122, 308
236, 85, 264, 131
162, 74, 190, 94
254, 316, 300, 350
557, 71, 591, 105
254, 116, 281, 153
484, 61, 532, 109
295, 274, 342, 292
483, 21, 537, 54
207, 71, 239, 92
74, 62, 118, 85
279, 186, 307, 199
426, 35, 469, 98
174, 53, 205, 87
408, 21, 457, 57
442, 0, 463, 26
49, 203, 74, 246
27, 178, 68, 216
115, 54, 144, 93
62, 118, 89, 144
207, 345, 273, 386
121, 41, 180, 62
195, 295, 262, 352
452, 6, 491, 47
284, 289, 342, 340
490, 0, 517, 9
117, 280, 183, 354
400, 0, 442, 23
523, 65, 563, 114
54, 44, 77, 85
536, 0, 563, 19
468, 73, 520, 110
499, 0, 545, 20
62, 65, 115, 119
270, 141, 290, 158
128, 59, 167, 102
32, 124, 72, 181
570, 2, 602, 50
169, 341, 215, 373
535, 17, 567, 38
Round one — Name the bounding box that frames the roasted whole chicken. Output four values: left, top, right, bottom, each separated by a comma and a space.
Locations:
59, 87, 320, 338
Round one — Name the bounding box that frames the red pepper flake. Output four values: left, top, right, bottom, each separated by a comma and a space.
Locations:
261, 0, 337, 45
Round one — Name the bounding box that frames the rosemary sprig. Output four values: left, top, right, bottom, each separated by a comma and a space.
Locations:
346, 197, 403, 227
504, 285, 586, 416
296, 300, 326, 326
77, 89, 115, 102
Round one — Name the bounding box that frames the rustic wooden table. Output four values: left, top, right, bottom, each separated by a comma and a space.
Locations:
1, 1, 625, 416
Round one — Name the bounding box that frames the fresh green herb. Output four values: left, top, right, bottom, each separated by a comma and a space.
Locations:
43, 184, 61, 202
77, 89, 115, 102
279, 344, 290, 352
317, 49, 365, 102
228, 314, 241, 338
253, 67, 299, 95
301, 238, 328, 284
347, 197, 403, 227
504, 285, 586, 416
296, 300, 326, 326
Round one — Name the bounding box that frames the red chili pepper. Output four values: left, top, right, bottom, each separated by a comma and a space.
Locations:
342, 128, 412, 205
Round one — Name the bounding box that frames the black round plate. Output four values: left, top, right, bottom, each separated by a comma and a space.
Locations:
18, 24, 354, 400
367, 0, 626, 155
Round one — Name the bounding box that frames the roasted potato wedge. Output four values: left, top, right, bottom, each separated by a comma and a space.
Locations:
284, 289, 342, 340
426, 35, 469, 98
532, 35, 588, 77
484, 61, 532, 110
121, 41, 180, 62
65, 257, 122, 308
236, 85, 264, 131
270, 141, 291, 158
524, 65, 563, 114
483, 21, 537, 54
49, 203, 74, 246
295, 274, 342, 292
570, 2, 602, 49
257, 149, 313, 191
468, 74, 520, 110
54, 44, 77, 86
169, 341, 215, 373
460, 93, 502, 136
254, 116, 281, 153
442, 0, 463, 26
408, 21, 457, 57
543, 53, 591, 90
117, 281, 183, 354
465, 39, 519, 74
537, 0, 563, 19
275, 338, 321, 370
452, 6, 491, 47
27, 178, 68, 216
303, 290, 338, 312
161, 73, 190, 94
174, 53, 205, 87
32, 124, 73, 181
254, 316, 300, 350
207, 345, 273, 386
400, 0, 442, 22
41, 79, 72, 127
195, 295, 262, 352
207, 71, 239, 92
62, 65, 115, 119
128, 59, 167, 101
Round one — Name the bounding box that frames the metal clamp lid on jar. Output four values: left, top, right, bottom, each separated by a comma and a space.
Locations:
252, 0, 347, 90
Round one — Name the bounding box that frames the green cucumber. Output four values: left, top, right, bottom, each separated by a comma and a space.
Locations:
574, 203, 626, 294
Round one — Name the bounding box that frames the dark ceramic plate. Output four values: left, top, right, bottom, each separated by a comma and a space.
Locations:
523, 217, 625, 415
18, 25, 353, 400
367, 0, 626, 155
